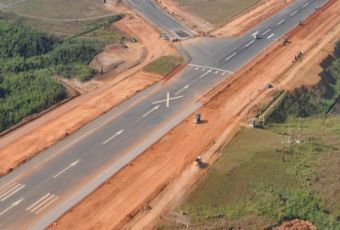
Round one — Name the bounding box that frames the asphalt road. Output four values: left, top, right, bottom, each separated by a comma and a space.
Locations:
0, 0, 329, 229
123, 0, 194, 39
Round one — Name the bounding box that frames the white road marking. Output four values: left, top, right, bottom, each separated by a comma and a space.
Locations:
0, 183, 18, 198
34, 196, 59, 214
189, 64, 234, 74
267, 33, 275, 39
199, 69, 212, 79
215, 71, 219, 74
277, 19, 286, 26
152, 93, 183, 108
27, 193, 59, 215
225, 52, 237, 61
244, 39, 255, 48
102, 130, 124, 145
302, 2, 309, 8
262, 29, 271, 35
142, 105, 160, 117
0, 198, 23, 216
290, 10, 298, 16
53, 160, 80, 178
175, 84, 190, 95
26, 193, 50, 211
200, 68, 205, 71
0, 184, 25, 201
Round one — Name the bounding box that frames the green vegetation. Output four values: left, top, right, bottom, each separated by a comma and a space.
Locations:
180, 118, 340, 229
144, 56, 183, 76
267, 42, 340, 123
175, 0, 260, 25
0, 14, 122, 132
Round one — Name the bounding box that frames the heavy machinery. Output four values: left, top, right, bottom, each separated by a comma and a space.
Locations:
194, 112, 201, 124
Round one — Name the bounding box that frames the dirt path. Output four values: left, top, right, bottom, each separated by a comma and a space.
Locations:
0, 2, 178, 176
212, 0, 293, 37
50, 1, 340, 229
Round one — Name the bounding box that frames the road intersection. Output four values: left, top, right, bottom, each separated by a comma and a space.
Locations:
0, 0, 329, 229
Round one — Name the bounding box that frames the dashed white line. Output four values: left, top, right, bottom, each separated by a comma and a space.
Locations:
277, 19, 286, 26
290, 10, 298, 16
262, 29, 271, 36
251, 30, 259, 36
302, 2, 309, 8
244, 39, 255, 48
267, 33, 275, 39
199, 70, 212, 79
175, 84, 190, 95
225, 52, 237, 61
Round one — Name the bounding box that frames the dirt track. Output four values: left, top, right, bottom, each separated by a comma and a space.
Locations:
50, 1, 340, 229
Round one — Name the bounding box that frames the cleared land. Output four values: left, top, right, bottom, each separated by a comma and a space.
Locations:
50, 1, 340, 229
174, 0, 260, 25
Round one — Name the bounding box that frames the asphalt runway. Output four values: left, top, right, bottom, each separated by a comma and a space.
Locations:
0, 0, 329, 229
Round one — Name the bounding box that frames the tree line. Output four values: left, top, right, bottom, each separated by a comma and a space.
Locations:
0, 16, 120, 132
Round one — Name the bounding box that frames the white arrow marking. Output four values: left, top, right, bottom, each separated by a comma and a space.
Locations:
175, 84, 190, 95
142, 105, 160, 117
53, 160, 80, 178
102, 130, 124, 145
0, 198, 23, 216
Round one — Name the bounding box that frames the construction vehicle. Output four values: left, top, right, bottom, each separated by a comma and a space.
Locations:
293, 51, 304, 63
283, 37, 289, 46
160, 33, 169, 40
195, 156, 204, 167
194, 112, 201, 124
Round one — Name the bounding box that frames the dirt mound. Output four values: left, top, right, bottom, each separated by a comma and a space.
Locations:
274, 219, 316, 230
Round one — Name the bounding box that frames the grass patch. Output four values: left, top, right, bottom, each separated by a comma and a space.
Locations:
180, 118, 340, 229
175, 0, 260, 25
1, 0, 110, 19
144, 56, 183, 76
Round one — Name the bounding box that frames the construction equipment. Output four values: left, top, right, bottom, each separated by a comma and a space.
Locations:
130, 37, 137, 43
194, 112, 201, 124
160, 33, 169, 40
195, 156, 204, 167
283, 37, 289, 46
293, 51, 304, 63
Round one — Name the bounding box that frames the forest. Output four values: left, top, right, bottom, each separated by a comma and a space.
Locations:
0, 17, 118, 132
